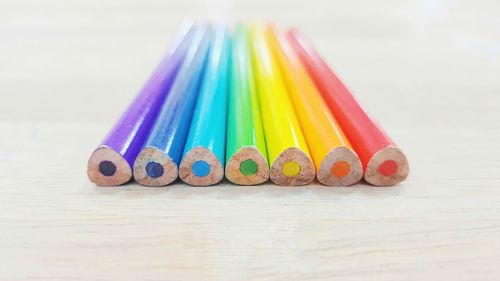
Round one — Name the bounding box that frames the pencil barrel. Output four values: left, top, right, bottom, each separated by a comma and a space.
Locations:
102, 23, 195, 166
144, 24, 212, 163
226, 25, 268, 164
87, 22, 196, 186
225, 24, 269, 185
179, 26, 231, 186
249, 25, 314, 186
133, 24, 213, 186
286, 28, 409, 186
266, 25, 362, 186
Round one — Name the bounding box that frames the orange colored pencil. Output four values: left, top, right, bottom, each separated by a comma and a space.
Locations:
266, 25, 362, 186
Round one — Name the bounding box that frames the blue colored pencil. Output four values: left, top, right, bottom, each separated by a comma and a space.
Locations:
133, 23, 213, 186
178, 25, 231, 186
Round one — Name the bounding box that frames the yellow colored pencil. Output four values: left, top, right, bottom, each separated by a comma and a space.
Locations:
248, 24, 315, 186
266, 25, 363, 186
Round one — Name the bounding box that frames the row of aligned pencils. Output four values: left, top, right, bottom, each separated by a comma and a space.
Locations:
87, 22, 410, 187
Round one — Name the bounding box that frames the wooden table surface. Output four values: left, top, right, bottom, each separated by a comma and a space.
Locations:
1, 0, 500, 280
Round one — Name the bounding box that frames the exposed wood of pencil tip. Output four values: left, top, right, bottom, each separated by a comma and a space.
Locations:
179, 146, 224, 186
87, 146, 132, 186
133, 146, 178, 186
225, 146, 269, 185
270, 147, 315, 186
317, 146, 363, 186
364, 145, 409, 186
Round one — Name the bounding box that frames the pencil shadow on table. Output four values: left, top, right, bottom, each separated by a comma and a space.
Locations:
92, 177, 405, 199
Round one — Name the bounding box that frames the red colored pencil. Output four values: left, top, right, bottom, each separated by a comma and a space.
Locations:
286, 28, 409, 186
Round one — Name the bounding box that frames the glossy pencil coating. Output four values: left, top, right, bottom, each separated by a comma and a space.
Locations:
249, 25, 315, 186
287, 29, 409, 186
87, 22, 196, 186
133, 24, 213, 186
225, 24, 269, 185
266, 25, 363, 186
179, 26, 231, 186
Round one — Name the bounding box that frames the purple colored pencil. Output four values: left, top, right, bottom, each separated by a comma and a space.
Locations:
87, 22, 196, 186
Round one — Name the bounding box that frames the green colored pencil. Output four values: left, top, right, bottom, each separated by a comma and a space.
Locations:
225, 24, 269, 185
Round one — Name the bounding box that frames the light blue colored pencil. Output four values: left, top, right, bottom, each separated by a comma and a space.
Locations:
179, 25, 231, 186
133, 23, 213, 186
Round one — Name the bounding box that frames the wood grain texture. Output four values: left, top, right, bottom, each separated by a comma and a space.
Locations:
1, 0, 500, 280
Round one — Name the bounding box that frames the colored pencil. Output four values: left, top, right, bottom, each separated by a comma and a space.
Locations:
266, 26, 363, 186
178, 26, 231, 186
225, 24, 269, 185
249, 25, 315, 186
133, 24, 213, 186
87, 22, 196, 186
287, 29, 409, 186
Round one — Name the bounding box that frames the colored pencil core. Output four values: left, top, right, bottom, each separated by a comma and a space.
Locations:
282, 161, 301, 177
239, 159, 258, 175
146, 161, 164, 178
99, 161, 116, 177
192, 160, 211, 177
379, 160, 398, 177
331, 161, 350, 178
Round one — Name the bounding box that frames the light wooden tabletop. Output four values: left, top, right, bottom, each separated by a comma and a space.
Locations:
1, 0, 500, 280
